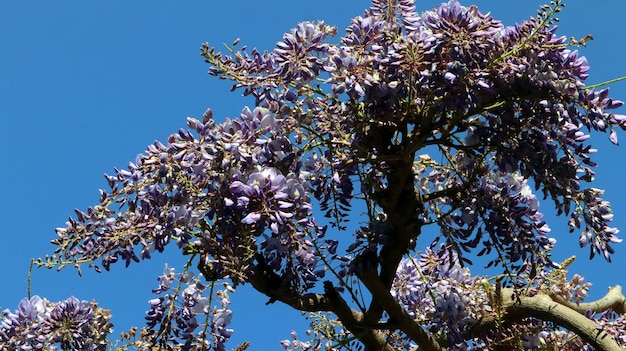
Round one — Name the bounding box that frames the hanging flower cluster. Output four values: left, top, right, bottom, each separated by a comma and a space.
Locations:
390, 248, 490, 348
0, 296, 112, 350
139, 264, 234, 351
46, 105, 335, 293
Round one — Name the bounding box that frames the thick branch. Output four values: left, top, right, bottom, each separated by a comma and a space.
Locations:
470, 288, 623, 351
549, 285, 626, 315
322, 281, 395, 351
357, 263, 443, 351
248, 262, 332, 311
366, 109, 437, 322
372, 156, 421, 320
248, 262, 394, 351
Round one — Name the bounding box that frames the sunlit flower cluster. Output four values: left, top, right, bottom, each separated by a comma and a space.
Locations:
391, 248, 490, 348
142, 265, 234, 351
0, 296, 112, 350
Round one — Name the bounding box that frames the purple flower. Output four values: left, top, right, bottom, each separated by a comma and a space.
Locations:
241, 212, 262, 224
144, 267, 235, 350
0, 296, 112, 351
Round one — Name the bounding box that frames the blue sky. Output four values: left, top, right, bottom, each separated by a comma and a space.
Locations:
1, 1, 625, 349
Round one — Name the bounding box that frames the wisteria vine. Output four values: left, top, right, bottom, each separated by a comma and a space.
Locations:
14, 0, 626, 350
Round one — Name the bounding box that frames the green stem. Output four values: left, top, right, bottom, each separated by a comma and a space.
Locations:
27, 259, 33, 299
583, 76, 626, 91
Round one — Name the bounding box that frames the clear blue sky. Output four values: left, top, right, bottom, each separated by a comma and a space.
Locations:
1, 1, 625, 349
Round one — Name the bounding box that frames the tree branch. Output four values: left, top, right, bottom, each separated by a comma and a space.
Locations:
248, 260, 332, 312
549, 285, 626, 315
372, 156, 422, 320
469, 288, 623, 351
357, 262, 443, 351
322, 281, 395, 351
248, 261, 394, 351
